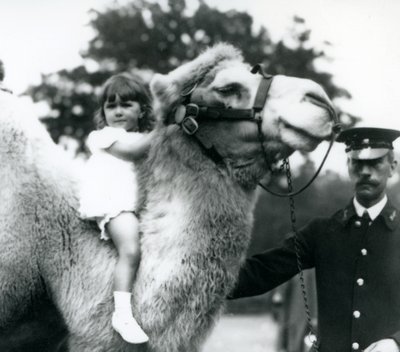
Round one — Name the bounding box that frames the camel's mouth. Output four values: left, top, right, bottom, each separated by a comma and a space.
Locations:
278, 118, 327, 152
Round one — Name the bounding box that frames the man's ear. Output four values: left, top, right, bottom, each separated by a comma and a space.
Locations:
390, 159, 398, 176
346, 156, 352, 169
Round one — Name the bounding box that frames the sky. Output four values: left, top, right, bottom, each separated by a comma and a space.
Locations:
0, 0, 400, 173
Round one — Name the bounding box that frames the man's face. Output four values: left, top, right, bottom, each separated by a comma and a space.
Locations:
347, 154, 397, 207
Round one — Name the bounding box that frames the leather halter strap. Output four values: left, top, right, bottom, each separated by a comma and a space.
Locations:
250, 63, 273, 115
175, 64, 273, 163
180, 64, 272, 124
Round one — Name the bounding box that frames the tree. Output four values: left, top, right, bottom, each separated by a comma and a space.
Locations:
27, 0, 355, 149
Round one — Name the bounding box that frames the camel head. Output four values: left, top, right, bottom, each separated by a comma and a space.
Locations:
150, 43, 335, 178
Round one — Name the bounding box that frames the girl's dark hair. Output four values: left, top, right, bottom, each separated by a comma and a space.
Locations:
94, 72, 155, 132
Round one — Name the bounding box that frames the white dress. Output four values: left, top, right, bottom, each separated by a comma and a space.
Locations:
79, 126, 142, 240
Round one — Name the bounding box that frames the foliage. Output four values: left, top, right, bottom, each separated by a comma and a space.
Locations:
27, 0, 356, 149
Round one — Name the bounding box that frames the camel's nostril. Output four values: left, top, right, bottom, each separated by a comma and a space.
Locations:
304, 93, 338, 124
304, 92, 327, 106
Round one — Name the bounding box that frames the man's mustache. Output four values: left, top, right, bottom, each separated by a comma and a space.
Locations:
356, 179, 379, 187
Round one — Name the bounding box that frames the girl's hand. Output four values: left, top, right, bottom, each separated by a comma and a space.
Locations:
363, 339, 399, 352
107, 130, 155, 161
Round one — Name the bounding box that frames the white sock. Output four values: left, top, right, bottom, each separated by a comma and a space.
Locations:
113, 291, 133, 318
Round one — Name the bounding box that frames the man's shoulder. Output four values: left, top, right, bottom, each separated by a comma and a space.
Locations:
380, 199, 400, 230
332, 202, 355, 223
304, 203, 354, 230
385, 199, 400, 212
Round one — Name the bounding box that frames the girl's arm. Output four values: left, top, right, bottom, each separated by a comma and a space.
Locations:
106, 130, 155, 161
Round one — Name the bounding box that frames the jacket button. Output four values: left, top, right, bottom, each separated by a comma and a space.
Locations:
357, 278, 364, 286
361, 248, 368, 256
353, 310, 361, 318
352, 342, 360, 350
354, 220, 362, 227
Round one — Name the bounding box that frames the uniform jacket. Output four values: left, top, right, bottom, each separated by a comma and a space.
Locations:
230, 200, 400, 352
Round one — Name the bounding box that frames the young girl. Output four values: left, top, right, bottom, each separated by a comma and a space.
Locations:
79, 73, 154, 344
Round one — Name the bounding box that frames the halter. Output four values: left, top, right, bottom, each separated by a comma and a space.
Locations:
174, 63, 341, 196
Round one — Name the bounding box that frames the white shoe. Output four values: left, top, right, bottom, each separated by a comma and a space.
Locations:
112, 312, 149, 344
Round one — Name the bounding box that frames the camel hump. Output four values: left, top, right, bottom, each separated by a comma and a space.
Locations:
0, 90, 82, 208
0, 91, 55, 152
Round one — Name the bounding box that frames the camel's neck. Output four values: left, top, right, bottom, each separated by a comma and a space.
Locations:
136, 125, 261, 322
145, 125, 266, 192
138, 126, 261, 252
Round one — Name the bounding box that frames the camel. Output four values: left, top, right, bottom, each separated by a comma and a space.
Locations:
0, 43, 335, 352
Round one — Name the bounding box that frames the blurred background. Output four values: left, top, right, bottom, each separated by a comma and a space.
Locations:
0, 0, 400, 351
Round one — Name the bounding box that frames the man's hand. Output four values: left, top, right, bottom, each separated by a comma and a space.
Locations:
364, 339, 399, 352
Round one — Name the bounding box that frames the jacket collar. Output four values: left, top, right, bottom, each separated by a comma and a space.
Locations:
380, 200, 400, 230
336, 199, 400, 231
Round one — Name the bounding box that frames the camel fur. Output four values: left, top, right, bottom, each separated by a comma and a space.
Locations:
0, 43, 334, 352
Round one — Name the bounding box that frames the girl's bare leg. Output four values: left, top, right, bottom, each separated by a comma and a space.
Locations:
106, 212, 148, 344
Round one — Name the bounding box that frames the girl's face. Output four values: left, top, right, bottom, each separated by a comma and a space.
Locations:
103, 94, 142, 131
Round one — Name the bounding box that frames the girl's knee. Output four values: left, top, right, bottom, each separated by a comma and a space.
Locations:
107, 214, 140, 245
119, 245, 141, 265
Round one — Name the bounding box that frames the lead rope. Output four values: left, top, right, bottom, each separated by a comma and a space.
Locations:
284, 158, 319, 351
258, 133, 336, 197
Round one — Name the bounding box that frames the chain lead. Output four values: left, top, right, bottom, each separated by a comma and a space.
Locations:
283, 158, 319, 352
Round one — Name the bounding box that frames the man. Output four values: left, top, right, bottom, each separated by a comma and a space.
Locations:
230, 127, 400, 352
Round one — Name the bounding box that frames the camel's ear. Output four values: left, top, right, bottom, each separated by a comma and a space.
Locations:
150, 73, 166, 98
151, 43, 244, 123
151, 43, 242, 102
150, 73, 179, 123
150, 74, 175, 99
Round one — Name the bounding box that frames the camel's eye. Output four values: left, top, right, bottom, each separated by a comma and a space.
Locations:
214, 83, 242, 96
